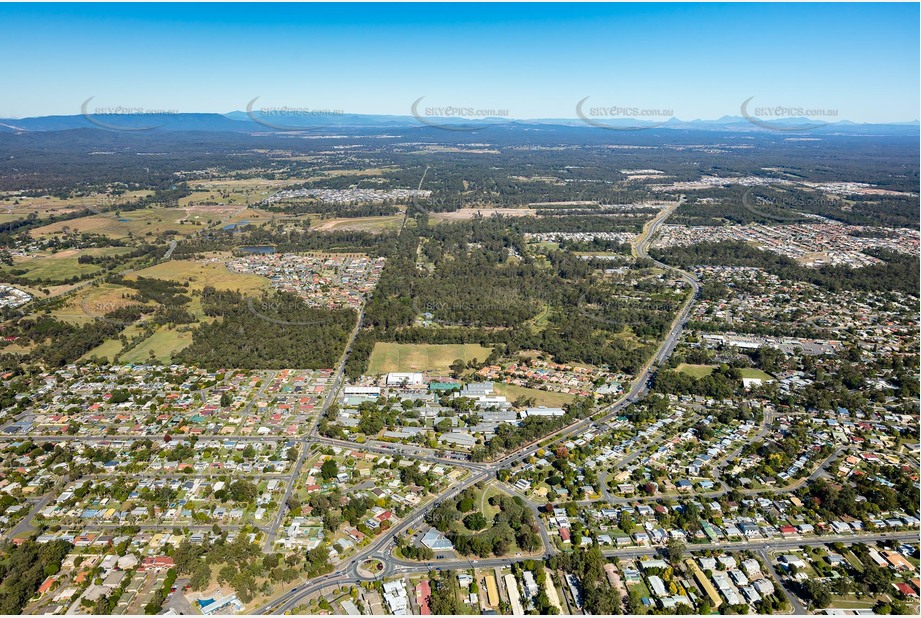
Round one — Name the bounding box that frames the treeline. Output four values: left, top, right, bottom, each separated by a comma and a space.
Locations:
171, 227, 395, 260
238, 227, 393, 255
103, 275, 195, 325
803, 463, 919, 519
427, 571, 462, 614
556, 237, 632, 255
0, 315, 125, 370
652, 364, 744, 399
262, 201, 400, 218
175, 289, 355, 370
688, 185, 919, 228
76, 243, 165, 269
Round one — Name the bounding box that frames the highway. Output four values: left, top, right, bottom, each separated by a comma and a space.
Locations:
480, 195, 698, 471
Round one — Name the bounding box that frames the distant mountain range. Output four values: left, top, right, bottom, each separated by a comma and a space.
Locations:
0, 111, 917, 135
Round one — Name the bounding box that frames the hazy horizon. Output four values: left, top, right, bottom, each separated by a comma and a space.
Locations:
0, 2, 918, 123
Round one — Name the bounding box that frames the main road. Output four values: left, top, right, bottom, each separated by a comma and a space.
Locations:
253, 195, 702, 613
260, 530, 918, 614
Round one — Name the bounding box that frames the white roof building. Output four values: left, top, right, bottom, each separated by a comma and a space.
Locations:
386, 373, 424, 386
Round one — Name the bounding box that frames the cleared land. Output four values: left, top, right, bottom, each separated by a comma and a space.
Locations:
740, 368, 775, 380
675, 364, 775, 381
53, 258, 268, 324
180, 179, 290, 207
124, 258, 270, 293
1, 247, 133, 282
492, 382, 575, 407
311, 215, 405, 233
675, 363, 716, 377
119, 327, 194, 364
30, 207, 199, 239
367, 343, 493, 374
0, 190, 153, 222
53, 282, 141, 324
428, 208, 535, 223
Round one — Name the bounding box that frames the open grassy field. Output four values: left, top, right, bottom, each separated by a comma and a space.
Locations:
180, 180, 288, 208
740, 368, 775, 380
53, 281, 140, 324
57, 259, 267, 361
52, 258, 268, 324
492, 382, 575, 407
311, 214, 405, 233
675, 365, 774, 381
367, 343, 493, 374
119, 327, 194, 364
1, 247, 134, 282
80, 337, 125, 362
30, 207, 199, 239
0, 342, 36, 355
675, 363, 716, 378
124, 258, 270, 293
0, 190, 153, 222
479, 484, 506, 520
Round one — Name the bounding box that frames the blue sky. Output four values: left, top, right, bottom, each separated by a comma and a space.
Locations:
1, 2, 918, 122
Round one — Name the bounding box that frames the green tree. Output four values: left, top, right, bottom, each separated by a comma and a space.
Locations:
320, 459, 339, 480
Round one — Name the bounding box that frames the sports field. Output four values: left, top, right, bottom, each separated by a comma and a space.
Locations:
367, 343, 493, 374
